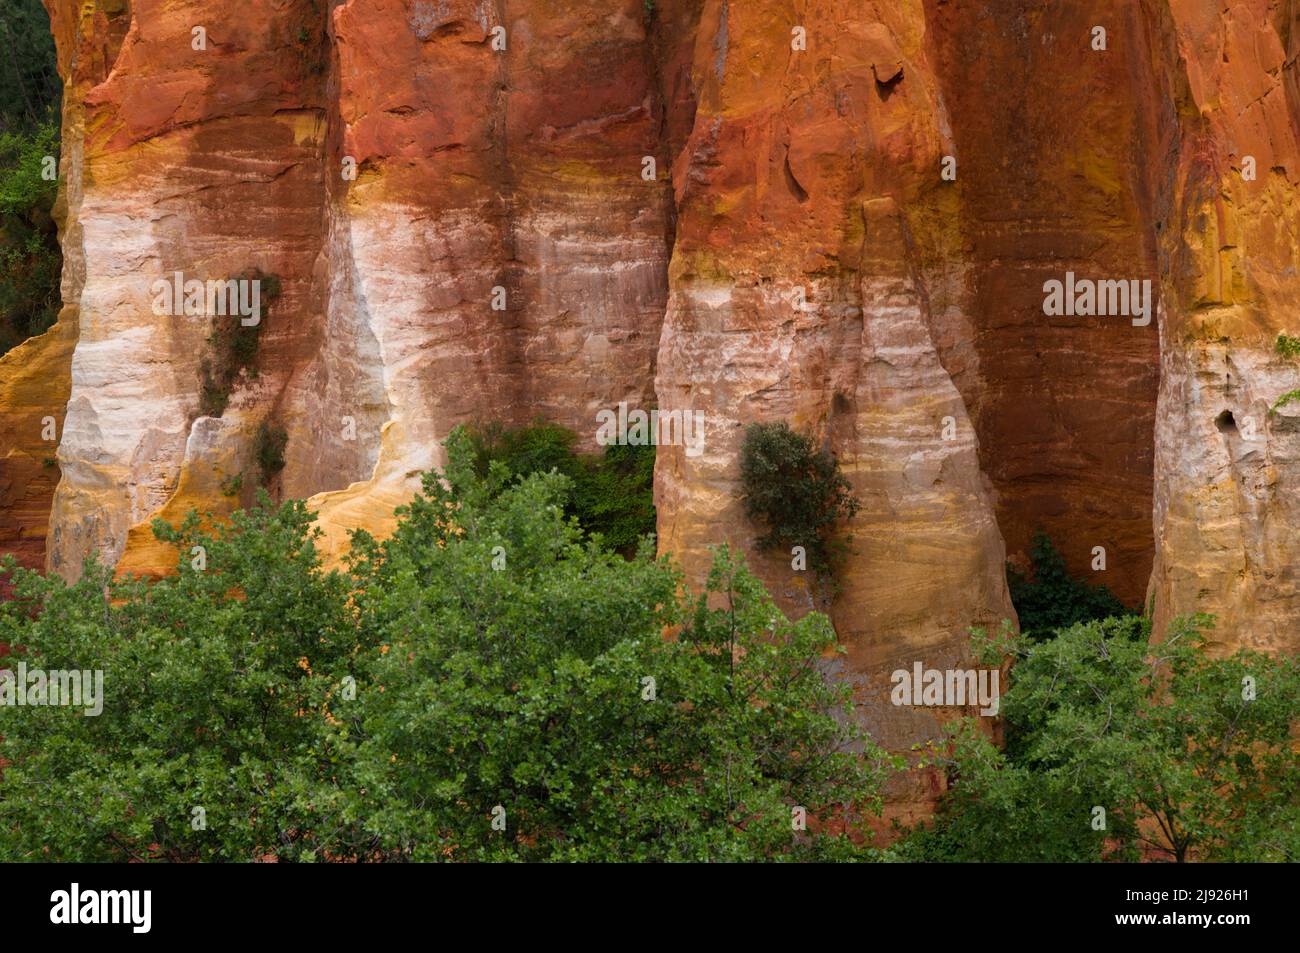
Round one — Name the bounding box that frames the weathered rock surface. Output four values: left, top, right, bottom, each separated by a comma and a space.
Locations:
1147, 0, 1300, 656
924, 0, 1164, 608
4, 0, 1298, 815
654, 0, 1015, 814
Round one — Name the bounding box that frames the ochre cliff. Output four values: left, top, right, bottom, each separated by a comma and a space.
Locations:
6, 0, 1299, 815
1147, 0, 1300, 657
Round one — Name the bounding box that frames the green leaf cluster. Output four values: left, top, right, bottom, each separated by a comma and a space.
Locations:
463, 420, 656, 555
1007, 532, 1131, 639
889, 614, 1300, 862
738, 421, 860, 584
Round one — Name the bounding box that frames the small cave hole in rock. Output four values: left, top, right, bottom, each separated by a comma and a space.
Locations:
1215, 409, 1238, 435
874, 66, 904, 100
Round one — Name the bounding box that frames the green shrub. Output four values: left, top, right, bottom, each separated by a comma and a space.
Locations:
219, 472, 243, 498
0, 499, 362, 862
0, 2, 62, 134
1006, 531, 1130, 639
0, 1, 62, 356
1277, 332, 1300, 359
196, 271, 279, 417
461, 420, 656, 554
0, 120, 60, 355
738, 421, 860, 582
887, 614, 1300, 862
253, 423, 288, 484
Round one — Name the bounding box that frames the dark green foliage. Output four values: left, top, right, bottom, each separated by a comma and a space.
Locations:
462, 420, 656, 554
0, 121, 60, 355
0, 2, 61, 355
197, 272, 279, 417
219, 472, 243, 498
0, 1, 61, 134
738, 421, 860, 581
1007, 532, 1130, 639
253, 423, 288, 484
0, 434, 894, 861
888, 615, 1300, 862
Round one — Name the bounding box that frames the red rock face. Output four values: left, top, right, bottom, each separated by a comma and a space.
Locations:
923, 0, 1165, 607
0, 321, 72, 595
6, 0, 1299, 817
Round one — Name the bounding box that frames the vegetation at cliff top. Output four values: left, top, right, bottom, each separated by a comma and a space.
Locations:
0, 428, 893, 861
739, 421, 860, 585
0, 1, 62, 357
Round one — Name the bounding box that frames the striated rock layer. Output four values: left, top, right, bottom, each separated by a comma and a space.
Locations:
1147, 0, 1300, 656
5, 0, 1298, 816
653, 0, 1016, 815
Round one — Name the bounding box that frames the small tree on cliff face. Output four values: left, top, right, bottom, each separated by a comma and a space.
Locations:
888, 615, 1300, 863
739, 422, 860, 584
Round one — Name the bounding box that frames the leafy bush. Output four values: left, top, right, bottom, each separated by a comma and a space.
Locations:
219, 472, 243, 498
197, 272, 279, 417
738, 421, 860, 581
0, 500, 361, 861
1006, 532, 1130, 638
0, 2, 62, 355
253, 422, 288, 484
462, 420, 655, 554
888, 614, 1300, 862
0, 2, 61, 135
0, 432, 892, 861
0, 120, 60, 354
1276, 332, 1300, 359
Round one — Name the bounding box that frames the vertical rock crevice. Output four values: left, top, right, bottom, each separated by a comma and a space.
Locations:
921, 0, 1166, 610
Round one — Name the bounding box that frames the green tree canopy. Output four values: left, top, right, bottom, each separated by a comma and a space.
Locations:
0, 428, 893, 861
890, 614, 1300, 862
